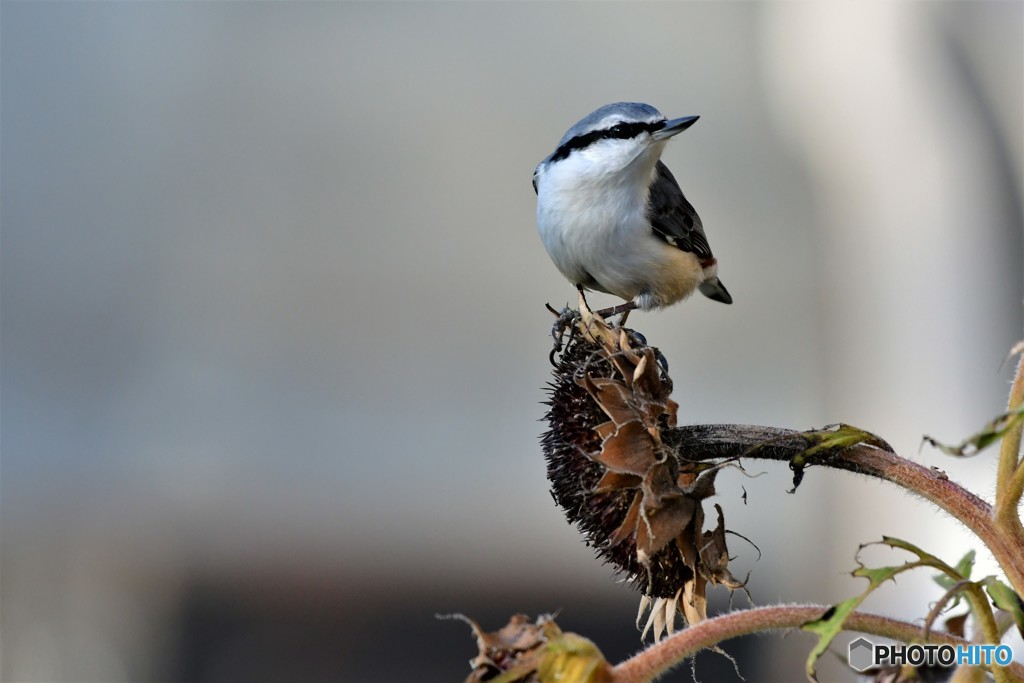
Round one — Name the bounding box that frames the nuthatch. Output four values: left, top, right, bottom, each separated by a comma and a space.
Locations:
534, 102, 731, 314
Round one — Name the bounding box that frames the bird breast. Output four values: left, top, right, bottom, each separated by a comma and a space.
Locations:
536, 152, 670, 300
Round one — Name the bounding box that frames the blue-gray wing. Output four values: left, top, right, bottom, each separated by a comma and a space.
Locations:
646, 161, 713, 261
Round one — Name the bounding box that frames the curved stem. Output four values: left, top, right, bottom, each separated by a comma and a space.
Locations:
996, 355, 1024, 534
843, 446, 1024, 597
610, 604, 1024, 683
668, 425, 1024, 596
963, 583, 1008, 683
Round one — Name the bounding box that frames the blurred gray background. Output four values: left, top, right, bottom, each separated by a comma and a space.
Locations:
2, 2, 1022, 681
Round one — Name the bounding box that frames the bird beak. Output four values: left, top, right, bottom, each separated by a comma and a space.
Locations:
651, 115, 699, 141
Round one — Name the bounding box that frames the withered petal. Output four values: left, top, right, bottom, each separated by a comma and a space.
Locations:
636, 495, 697, 559
685, 466, 721, 500
595, 420, 656, 475
608, 492, 643, 547
674, 502, 705, 569
632, 349, 667, 400
640, 401, 672, 433
609, 351, 639, 389
481, 613, 548, 653
681, 575, 709, 626
619, 330, 641, 365
699, 504, 730, 572
641, 461, 678, 504
594, 421, 616, 442
544, 312, 750, 606
592, 470, 643, 493
583, 377, 637, 426
663, 399, 678, 429
459, 613, 610, 683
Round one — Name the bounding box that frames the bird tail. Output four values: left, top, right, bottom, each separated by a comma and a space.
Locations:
699, 276, 732, 305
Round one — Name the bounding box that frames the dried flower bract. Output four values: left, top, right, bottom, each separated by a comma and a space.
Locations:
542, 298, 746, 640
448, 613, 612, 683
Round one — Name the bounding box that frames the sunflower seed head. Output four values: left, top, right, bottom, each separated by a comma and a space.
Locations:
541, 305, 749, 638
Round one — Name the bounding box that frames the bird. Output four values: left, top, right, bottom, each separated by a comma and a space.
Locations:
533, 102, 731, 317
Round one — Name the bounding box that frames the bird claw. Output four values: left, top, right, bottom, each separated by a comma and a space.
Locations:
547, 304, 580, 364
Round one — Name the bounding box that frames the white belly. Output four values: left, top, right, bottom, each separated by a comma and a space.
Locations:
536, 161, 703, 308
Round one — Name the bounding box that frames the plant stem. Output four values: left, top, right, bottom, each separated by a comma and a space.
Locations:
610, 604, 1024, 683
844, 446, 1024, 598
963, 583, 1011, 683
668, 425, 1024, 597
996, 354, 1024, 535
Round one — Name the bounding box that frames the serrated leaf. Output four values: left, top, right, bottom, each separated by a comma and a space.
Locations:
878, 536, 956, 573
802, 598, 863, 681
802, 537, 964, 681
922, 405, 1024, 457
803, 564, 906, 680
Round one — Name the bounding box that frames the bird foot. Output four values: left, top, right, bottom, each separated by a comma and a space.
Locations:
547, 303, 580, 358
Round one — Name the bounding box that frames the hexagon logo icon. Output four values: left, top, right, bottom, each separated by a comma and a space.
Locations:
848, 637, 874, 672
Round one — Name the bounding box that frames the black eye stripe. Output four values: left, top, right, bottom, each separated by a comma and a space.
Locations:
548, 120, 666, 163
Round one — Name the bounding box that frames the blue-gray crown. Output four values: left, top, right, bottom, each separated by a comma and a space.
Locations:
546, 102, 667, 164
557, 102, 665, 147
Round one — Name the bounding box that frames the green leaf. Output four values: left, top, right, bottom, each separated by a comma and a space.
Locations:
802, 537, 964, 681
934, 549, 975, 592
877, 536, 959, 574
802, 597, 863, 681
922, 405, 1024, 457
955, 549, 976, 579
983, 577, 1024, 638
788, 424, 893, 492
799, 424, 893, 458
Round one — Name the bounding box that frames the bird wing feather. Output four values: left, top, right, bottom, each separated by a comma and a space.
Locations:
646, 161, 713, 260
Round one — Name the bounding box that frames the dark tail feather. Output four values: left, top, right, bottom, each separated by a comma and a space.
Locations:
699, 277, 732, 305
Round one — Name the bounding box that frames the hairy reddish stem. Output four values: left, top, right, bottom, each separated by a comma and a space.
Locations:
610, 604, 1024, 683
669, 425, 1024, 596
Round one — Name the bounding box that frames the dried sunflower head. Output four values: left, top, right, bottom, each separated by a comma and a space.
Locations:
542, 303, 746, 639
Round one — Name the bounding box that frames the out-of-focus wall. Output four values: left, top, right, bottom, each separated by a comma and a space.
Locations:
2, 3, 1020, 681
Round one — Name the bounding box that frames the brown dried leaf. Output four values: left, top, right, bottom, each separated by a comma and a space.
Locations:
453, 613, 551, 682
478, 613, 547, 654
455, 613, 612, 683
944, 611, 968, 639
